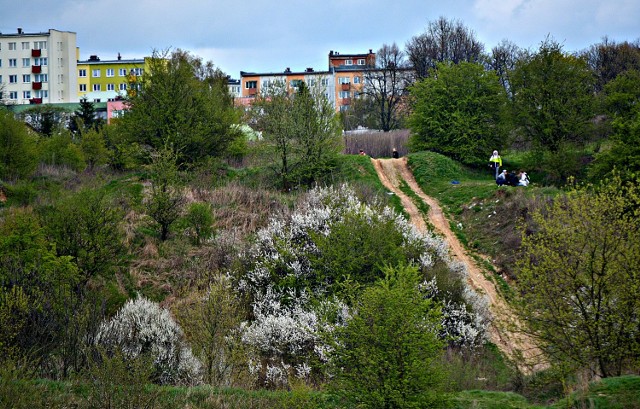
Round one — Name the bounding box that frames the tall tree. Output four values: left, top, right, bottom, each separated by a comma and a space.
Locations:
406, 16, 484, 80
488, 39, 523, 98
408, 62, 508, 166
360, 43, 412, 132
510, 39, 596, 153
118, 49, 241, 164
0, 110, 39, 180
582, 37, 640, 92
250, 81, 341, 190
515, 175, 640, 378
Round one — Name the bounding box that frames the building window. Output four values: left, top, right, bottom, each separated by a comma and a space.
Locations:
34, 41, 47, 50
93, 84, 101, 91
9, 59, 17, 67
92, 69, 101, 77
0, 60, 2, 68
0, 75, 2, 83
106, 68, 114, 77
22, 41, 30, 50
10, 91, 18, 99
132, 68, 143, 76
35, 90, 48, 98
9, 75, 17, 83
339, 91, 351, 98
79, 69, 87, 77
23, 91, 31, 99
22, 74, 31, 83
321, 78, 329, 86
79, 84, 87, 92
119, 83, 127, 91
358, 59, 366, 65
290, 79, 303, 88
93, 99, 101, 103
107, 83, 115, 91
119, 68, 127, 76
246, 80, 257, 89
353, 76, 361, 84
22, 58, 30, 67
338, 77, 350, 84
345, 59, 353, 65
34, 57, 47, 66
8, 42, 16, 50
34, 74, 48, 82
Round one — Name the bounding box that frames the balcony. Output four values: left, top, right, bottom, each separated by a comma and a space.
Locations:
248, 88, 257, 96
29, 98, 43, 104
32, 65, 42, 74
31, 49, 42, 57
341, 98, 352, 105
32, 82, 42, 90
341, 83, 350, 91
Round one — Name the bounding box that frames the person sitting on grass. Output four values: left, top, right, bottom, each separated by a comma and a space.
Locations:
496, 170, 507, 186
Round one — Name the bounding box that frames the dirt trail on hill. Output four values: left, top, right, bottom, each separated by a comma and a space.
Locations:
372, 157, 546, 373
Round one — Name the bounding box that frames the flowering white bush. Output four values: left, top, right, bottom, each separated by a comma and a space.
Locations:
95, 296, 202, 386
236, 184, 489, 386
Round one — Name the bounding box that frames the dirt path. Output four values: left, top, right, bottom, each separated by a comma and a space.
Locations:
372, 157, 546, 373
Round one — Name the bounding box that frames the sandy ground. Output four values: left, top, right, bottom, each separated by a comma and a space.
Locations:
372, 157, 547, 373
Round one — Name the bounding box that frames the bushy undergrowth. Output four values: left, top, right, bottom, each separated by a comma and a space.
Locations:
235, 184, 490, 387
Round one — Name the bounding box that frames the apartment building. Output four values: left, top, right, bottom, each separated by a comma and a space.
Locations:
0, 28, 78, 105
238, 49, 374, 112
77, 53, 146, 102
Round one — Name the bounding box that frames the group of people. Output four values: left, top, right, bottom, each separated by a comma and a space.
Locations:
489, 150, 529, 187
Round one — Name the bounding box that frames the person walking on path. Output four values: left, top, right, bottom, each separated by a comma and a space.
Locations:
489, 150, 502, 179
392, 148, 399, 159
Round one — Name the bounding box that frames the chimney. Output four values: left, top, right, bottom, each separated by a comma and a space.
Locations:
117, 52, 121, 61
17, 27, 23, 34
305, 67, 314, 73
369, 49, 373, 54
284, 67, 291, 73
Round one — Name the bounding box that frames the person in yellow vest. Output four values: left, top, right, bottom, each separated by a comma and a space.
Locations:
489, 150, 502, 180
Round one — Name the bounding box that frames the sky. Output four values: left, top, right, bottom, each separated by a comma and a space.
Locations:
1, 0, 638, 78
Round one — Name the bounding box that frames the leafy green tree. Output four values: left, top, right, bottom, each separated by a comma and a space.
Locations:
80, 128, 109, 171
408, 61, 508, 166
118, 49, 242, 165
0, 208, 80, 366
510, 39, 596, 152
41, 188, 127, 282
145, 146, 185, 241
330, 264, 449, 409
515, 175, 640, 378
39, 132, 86, 171
590, 69, 640, 180
183, 202, 214, 245
250, 81, 342, 190
0, 110, 39, 180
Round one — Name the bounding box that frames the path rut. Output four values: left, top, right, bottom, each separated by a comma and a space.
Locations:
372, 157, 546, 373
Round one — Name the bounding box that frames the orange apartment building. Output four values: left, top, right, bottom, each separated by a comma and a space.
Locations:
239, 49, 375, 112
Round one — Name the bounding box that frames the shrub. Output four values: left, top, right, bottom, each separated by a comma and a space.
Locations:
94, 295, 202, 386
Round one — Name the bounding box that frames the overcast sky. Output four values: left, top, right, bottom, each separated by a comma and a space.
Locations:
1, 0, 638, 78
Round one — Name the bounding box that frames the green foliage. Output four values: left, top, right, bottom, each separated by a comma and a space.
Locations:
250, 80, 342, 190
117, 49, 242, 165
330, 264, 449, 409
408, 61, 509, 166
311, 209, 417, 287
0, 207, 80, 365
18, 104, 70, 137
145, 146, 185, 241
0, 110, 39, 180
510, 39, 596, 152
39, 132, 86, 171
183, 202, 214, 245
590, 69, 640, 181
79, 128, 109, 170
69, 97, 104, 136
174, 275, 248, 387
515, 175, 640, 378
40, 188, 127, 281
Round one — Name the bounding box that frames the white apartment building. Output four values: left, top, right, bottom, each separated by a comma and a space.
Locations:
0, 28, 78, 105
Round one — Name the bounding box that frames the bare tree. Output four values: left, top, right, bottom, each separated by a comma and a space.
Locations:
581, 36, 640, 92
488, 39, 524, 97
361, 43, 412, 132
406, 16, 484, 79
